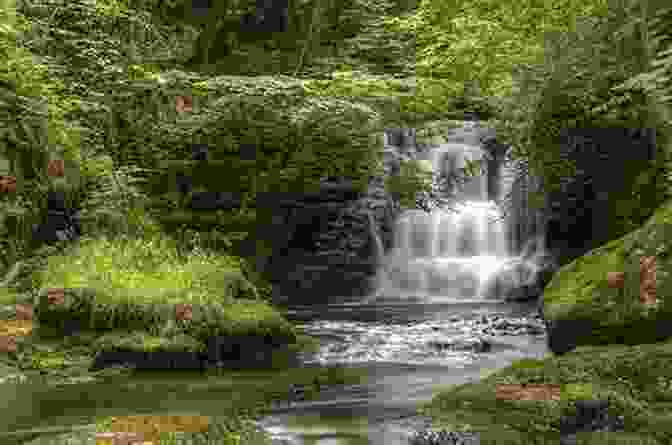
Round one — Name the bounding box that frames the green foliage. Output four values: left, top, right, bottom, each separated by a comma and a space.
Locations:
385, 0, 611, 114
93, 331, 205, 353
385, 159, 434, 210
33, 234, 248, 306
482, 0, 672, 245
510, 358, 546, 371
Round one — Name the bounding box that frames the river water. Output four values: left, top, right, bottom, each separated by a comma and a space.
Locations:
0, 123, 551, 444
254, 298, 548, 445
0, 297, 547, 445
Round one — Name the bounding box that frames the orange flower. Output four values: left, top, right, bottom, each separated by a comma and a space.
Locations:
0, 175, 17, 193
496, 383, 561, 401
175, 303, 193, 321
175, 95, 193, 113
0, 335, 17, 353
640, 256, 657, 305
606, 271, 625, 289
15, 304, 33, 320
47, 288, 66, 306
0, 320, 33, 337
47, 159, 65, 177
95, 431, 148, 445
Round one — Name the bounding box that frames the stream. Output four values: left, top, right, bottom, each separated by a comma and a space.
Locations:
0, 297, 548, 445
0, 123, 551, 444
256, 298, 547, 445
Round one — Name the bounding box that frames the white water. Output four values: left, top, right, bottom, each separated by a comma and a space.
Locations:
370, 137, 547, 302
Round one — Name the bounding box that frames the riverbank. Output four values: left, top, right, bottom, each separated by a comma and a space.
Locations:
0, 233, 368, 444
415, 339, 672, 444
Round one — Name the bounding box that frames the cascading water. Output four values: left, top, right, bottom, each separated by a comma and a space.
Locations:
370, 136, 548, 302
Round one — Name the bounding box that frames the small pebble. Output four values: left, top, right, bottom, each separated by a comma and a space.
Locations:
409, 428, 480, 445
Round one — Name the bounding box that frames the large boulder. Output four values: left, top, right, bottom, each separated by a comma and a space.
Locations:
542, 198, 672, 355
482, 257, 556, 303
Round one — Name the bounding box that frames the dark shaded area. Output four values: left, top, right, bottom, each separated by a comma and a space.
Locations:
173, 144, 244, 211
545, 127, 658, 267
191, 143, 209, 161
89, 335, 302, 372
188, 191, 242, 211
31, 191, 82, 248
89, 351, 205, 371
544, 317, 593, 355
386, 128, 416, 148
559, 399, 625, 443
240, 142, 257, 161
191, 0, 210, 17
240, 0, 289, 33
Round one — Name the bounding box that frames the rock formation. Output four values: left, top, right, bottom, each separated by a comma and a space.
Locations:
260, 130, 409, 304
542, 198, 672, 355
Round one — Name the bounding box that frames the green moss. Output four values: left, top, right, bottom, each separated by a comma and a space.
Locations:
33, 234, 251, 307
543, 233, 630, 321
561, 383, 595, 401
418, 340, 672, 444
93, 331, 205, 353
510, 358, 546, 370
543, 199, 672, 329
30, 351, 68, 370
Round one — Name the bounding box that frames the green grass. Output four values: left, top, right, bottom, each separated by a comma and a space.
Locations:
32, 233, 249, 306
416, 339, 672, 444
509, 358, 546, 370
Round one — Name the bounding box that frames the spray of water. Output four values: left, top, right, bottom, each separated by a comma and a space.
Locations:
368, 140, 550, 303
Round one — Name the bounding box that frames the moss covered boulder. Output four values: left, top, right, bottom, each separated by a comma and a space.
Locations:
542, 199, 672, 355
417, 340, 672, 444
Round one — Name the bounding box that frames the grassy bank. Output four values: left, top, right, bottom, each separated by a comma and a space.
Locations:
416, 340, 672, 444
0, 232, 368, 445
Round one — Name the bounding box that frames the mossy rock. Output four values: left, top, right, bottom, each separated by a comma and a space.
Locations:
418, 340, 672, 445
29, 350, 85, 370
92, 331, 205, 354
90, 331, 207, 371
171, 302, 298, 346
542, 199, 672, 354
34, 287, 171, 334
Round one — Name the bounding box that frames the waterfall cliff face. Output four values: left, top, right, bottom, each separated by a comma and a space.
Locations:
263, 129, 413, 304
263, 123, 556, 305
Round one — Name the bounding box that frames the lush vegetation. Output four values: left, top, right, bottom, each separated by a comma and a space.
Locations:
2, 0, 672, 442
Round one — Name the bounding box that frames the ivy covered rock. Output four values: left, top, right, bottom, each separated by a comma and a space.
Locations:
542, 199, 672, 355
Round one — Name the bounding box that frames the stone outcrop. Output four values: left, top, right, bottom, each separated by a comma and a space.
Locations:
542, 198, 672, 355
258, 129, 417, 304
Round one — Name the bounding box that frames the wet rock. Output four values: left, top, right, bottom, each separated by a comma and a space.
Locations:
545, 317, 593, 356
427, 337, 491, 353
262, 131, 409, 304
559, 399, 625, 444
483, 259, 555, 303
473, 339, 492, 353
408, 429, 480, 445
475, 315, 546, 337
288, 383, 307, 405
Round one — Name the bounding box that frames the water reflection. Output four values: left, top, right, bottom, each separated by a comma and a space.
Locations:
0, 301, 547, 445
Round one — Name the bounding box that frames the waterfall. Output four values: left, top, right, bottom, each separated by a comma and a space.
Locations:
367, 210, 385, 267
370, 126, 550, 302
